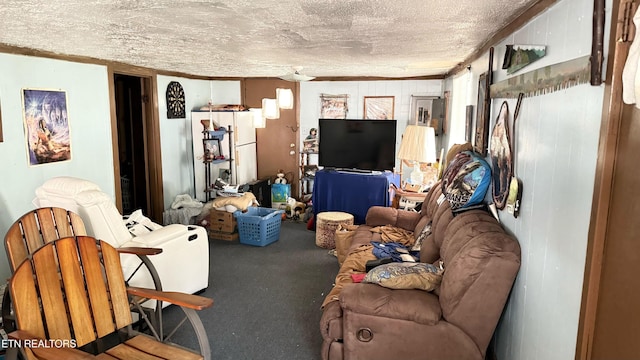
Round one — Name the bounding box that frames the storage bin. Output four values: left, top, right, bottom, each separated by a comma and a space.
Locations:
234, 207, 284, 246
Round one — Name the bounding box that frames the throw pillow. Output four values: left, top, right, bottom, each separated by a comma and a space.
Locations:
363, 262, 444, 291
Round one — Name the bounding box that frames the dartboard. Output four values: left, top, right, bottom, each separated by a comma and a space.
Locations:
166, 81, 185, 118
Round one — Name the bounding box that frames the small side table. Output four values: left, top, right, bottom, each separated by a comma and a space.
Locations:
315, 211, 354, 249
392, 189, 429, 211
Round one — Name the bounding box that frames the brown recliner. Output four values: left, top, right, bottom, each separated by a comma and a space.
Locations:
320, 183, 521, 360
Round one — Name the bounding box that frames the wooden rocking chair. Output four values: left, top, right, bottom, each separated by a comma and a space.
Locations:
3, 207, 212, 359
7, 235, 213, 359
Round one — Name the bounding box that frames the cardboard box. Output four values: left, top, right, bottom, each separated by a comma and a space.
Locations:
209, 210, 237, 233
208, 230, 239, 242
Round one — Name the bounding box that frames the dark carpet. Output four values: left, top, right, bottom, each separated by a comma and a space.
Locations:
162, 220, 339, 360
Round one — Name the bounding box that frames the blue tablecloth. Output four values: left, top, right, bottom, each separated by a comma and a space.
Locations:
312, 170, 400, 224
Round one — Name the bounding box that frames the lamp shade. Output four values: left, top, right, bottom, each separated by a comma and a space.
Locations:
276, 88, 294, 109
250, 108, 265, 128
262, 98, 280, 119
397, 125, 437, 163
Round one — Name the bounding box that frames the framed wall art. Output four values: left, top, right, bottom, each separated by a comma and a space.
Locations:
474, 72, 491, 156
410, 95, 445, 135
22, 89, 71, 166
364, 96, 394, 120
203, 138, 222, 161
465, 105, 474, 142
410, 96, 433, 125
502, 44, 546, 75
320, 94, 349, 119
490, 101, 512, 209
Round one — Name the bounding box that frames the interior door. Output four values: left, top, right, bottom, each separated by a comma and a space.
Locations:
113, 74, 149, 215
109, 69, 163, 223
588, 102, 640, 359
243, 79, 298, 195
578, 0, 640, 358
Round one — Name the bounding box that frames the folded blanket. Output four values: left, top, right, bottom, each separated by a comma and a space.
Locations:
210, 192, 257, 212
370, 225, 415, 247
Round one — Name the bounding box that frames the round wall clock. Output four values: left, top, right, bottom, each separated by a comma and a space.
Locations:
166, 81, 185, 118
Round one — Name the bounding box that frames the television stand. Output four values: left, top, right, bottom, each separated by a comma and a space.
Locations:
313, 169, 400, 224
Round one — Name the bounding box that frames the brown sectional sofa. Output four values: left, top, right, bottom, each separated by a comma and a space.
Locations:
320, 182, 521, 360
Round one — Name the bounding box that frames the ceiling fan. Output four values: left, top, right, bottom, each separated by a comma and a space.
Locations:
279, 66, 315, 82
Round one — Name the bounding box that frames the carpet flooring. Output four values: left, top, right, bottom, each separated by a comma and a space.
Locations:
162, 220, 339, 360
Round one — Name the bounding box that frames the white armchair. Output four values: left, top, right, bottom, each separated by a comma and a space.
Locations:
32, 177, 209, 298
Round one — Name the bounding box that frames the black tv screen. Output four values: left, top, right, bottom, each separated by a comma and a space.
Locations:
318, 118, 397, 171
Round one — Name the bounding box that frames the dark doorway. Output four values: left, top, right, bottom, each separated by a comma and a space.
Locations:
113, 74, 149, 215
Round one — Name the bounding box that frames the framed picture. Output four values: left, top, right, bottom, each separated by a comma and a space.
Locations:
410, 96, 433, 125
474, 72, 491, 156
320, 94, 349, 119
502, 44, 546, 75
218, 168, 231, 182
465, 105, 474, 142
303, 165, 319, 178
364, 96, 394, 120
22, 89, 71, 166
203, 138, 222, 161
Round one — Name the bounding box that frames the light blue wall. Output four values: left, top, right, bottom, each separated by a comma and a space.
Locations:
443, 0, 610, 358
0, 53, 114, 279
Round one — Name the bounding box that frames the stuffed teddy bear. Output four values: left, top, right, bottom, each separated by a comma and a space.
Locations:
275, 170, 288, 184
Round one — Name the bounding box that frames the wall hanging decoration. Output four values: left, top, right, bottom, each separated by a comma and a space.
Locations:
364, 96, 394, 120
465, 105, 474, 143
506, 93, 525, 218
490, 55, 591, 99
410, 95, 445, 135
474, 47, 494, 156
22, 88, 71, 166
410, 96, 433, 125
320, 94, 349, 119
490, 101, 512, 210
166, 81, 186, 118
502, 45, 546, 75
474, 72, 490, 156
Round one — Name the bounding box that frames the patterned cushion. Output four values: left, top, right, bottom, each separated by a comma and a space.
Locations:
363, 261, 444, 291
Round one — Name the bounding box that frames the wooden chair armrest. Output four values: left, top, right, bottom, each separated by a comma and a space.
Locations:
127, 287, 213, 310
8, 330, 96, 359
116, 247, 163, 256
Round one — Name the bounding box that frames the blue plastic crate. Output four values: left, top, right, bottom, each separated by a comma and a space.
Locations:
234, 207, 284, 246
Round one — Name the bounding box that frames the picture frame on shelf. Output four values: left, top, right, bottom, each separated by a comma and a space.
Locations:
303, 165, 319, 178
203, 138, 222, 161
218, 168, 231, 182
364, 96, 394, 120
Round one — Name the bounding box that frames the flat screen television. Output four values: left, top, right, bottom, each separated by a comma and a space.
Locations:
318, 118, 397, 171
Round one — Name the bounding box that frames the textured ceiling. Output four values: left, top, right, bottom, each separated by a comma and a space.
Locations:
0, 0, 540, 78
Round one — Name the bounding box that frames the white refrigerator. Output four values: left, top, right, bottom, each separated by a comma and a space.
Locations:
191, 111, 257, 202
